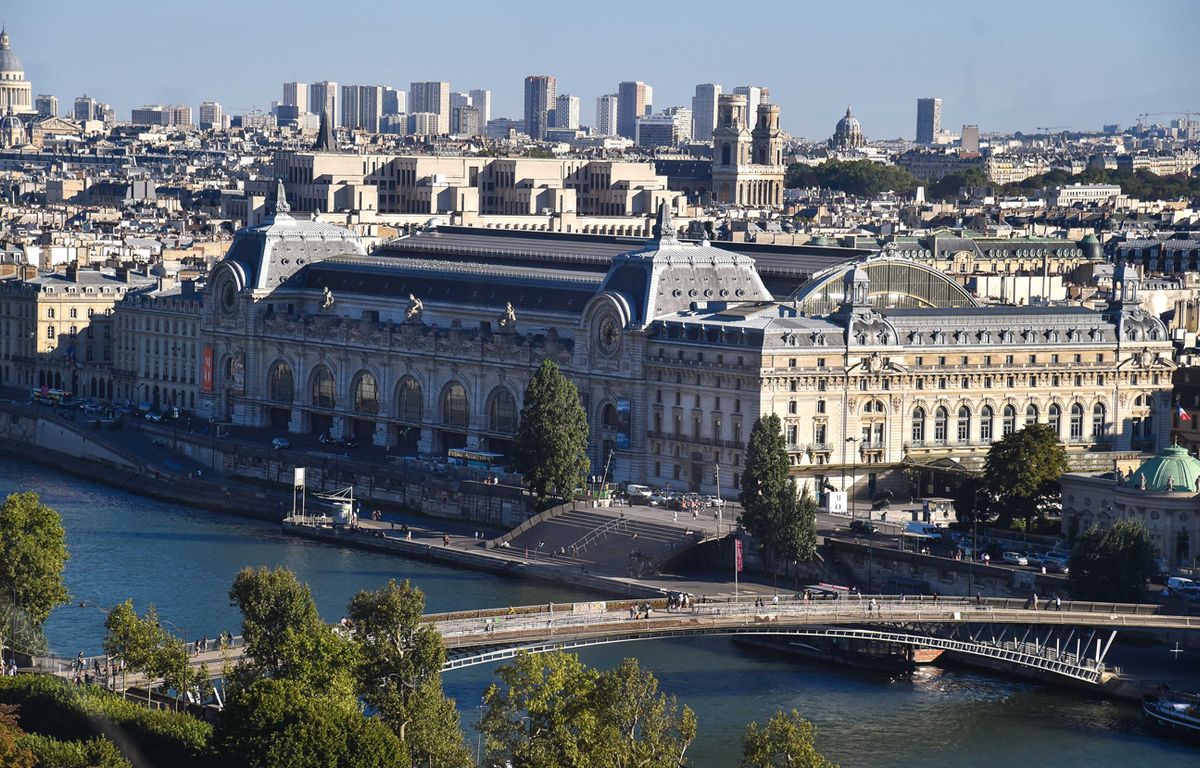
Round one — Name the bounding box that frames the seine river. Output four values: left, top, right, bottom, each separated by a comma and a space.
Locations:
2, 457, 1195, 767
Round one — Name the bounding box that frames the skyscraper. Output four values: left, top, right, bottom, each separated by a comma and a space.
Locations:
340, 85, 360, 129
469, 89, 491, 123
309, 82, 337, 126
450, 91, 471, 134
199, 101, 223, 130
596, 94, 619, 136
553, 94, 580, 129
733, 86, 764, 129
456, 104, 482, 137
358, 85, 383, 133
691, 83, 721, 141
283, 82, 308, 114
409, 81, 450, 134
35, 94, 56, 118
73, 95, 97, 122
382, 88, 405, 116
617, 81, 650, 139
523, 75, 556, 140
961, 124, 979, 155
917, 97, 941, 144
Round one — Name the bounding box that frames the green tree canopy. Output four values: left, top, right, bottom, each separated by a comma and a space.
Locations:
226, 567, 357, 702
0, 492, 70, 636
0, 703, 36, 768
480, 650, 695, 768
214, 678, 404, 768
511, 359, 590, 505
775, 483, 819, 566
740, 414, 793, 564
740, 709, 838, 768
981, 424, 1067, 528
1068, 519, 1156, 603
784, 160, 918, 197
346, 579, 470, 768
103, 601, 204, 700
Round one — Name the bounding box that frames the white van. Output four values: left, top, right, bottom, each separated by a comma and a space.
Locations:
625, 484, 653, 502
904, 521, 944, 540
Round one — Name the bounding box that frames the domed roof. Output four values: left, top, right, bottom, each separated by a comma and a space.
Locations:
1125, 444, 1200, 493
0, 29, 23, 74
1080, 234, 1100, 245
837, 107, 861, 133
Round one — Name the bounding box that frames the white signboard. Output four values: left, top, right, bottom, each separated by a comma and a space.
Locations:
827, 491, 848, 516
294, 467, 306, 487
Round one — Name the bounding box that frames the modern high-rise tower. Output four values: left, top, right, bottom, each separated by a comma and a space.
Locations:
469, 89, 491, 123
595, 94, 619, 136
283, 82, 308, 114
409, 81, 450, 134
523, 75, 556, 140
617, 81, 650, 139
691, 83, 722, 141
309, 82, 337, 126
916, 97, 941, 144
198, 101, 223, 130
553, 94, 579, 129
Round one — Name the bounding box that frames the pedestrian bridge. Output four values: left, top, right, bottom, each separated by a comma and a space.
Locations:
427, 595, 1200, 684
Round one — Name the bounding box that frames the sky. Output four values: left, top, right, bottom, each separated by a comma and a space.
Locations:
6, 0, 1199, 140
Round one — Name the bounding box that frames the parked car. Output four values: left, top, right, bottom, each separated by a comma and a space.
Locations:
1042, 556, 1070, 574
1001, 551, 1029, 566
271, 437, 291, 450
849, 519, 877, 535
144, 411, 163, 423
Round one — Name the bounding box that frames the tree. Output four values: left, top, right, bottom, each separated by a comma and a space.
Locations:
775, 483, 819, 572
214, 678, 404, 768
0, 703, 36, 768
480, 651, 695, 768
103, 601, 205, 703
1068, 519, 1156, 603
740, 414, 791, 564
226, 567, 357, 702
511, 359, 590, 505
591, 658, 696, 768
980, 424, 1067, 529
740, 709, 837, 768
951, 476, 986, 525
0, 492, 70, 657
347, 580, 470, 768
784, 160, 918, 197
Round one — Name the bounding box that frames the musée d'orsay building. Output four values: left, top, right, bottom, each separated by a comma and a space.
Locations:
197, 185, 1171, 502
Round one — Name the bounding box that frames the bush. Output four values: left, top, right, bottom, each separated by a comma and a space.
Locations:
17, 732, 132, 768
0, 675, 211, 767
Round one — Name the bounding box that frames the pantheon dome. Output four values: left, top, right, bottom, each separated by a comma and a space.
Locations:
830, 106, 865, 150
0, 29, 34, 115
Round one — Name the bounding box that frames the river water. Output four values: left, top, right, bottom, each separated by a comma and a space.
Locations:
2, 457, 1195, 767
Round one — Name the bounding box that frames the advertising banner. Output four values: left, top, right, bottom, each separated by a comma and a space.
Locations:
735, 538, 744, 573
615, 398, 631, 449
201, 346, 214, 393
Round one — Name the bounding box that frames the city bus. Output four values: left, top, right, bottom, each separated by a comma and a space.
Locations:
446, 448, 505, 470
30, 387, 71, 405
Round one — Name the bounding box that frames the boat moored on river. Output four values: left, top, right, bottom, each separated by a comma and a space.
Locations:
1143, 690, 1200, 740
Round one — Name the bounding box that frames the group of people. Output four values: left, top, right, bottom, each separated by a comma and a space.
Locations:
665, 593, 692, 612
753, 594, 782, 608
69, 653, 124, 689
628, 602, 654, 620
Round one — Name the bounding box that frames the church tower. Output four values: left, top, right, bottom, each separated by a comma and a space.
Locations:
711, 94, 784, 208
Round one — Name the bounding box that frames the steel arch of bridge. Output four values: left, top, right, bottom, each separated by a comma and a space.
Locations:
442, 625, 1111, 684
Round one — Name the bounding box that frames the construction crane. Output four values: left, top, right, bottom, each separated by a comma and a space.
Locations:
1036, 126, 1070, 132
1136, 110, 1198, 129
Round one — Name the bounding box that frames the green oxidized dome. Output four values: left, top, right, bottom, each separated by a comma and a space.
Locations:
1126, 445, 1200, 493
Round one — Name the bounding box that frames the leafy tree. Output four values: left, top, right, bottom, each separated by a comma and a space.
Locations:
480, 651, 695, 768
784, 160, 918, 197
591, 658, 696, 768
103, 600, 203, 700
0, 703, 36, 768
347, 579, 470, 768
1068, 519, 1156, 603
226, 567, 357, 702
740, 709, 837, 768
740, 414, 792, 565
480, 650, 598, 767
951, 476, 986, 525
214, 678, 404, 768
0, 492, 70, 656
776, 483, 819, 570
981, 424, 1067, 529
511, 359, 590, 505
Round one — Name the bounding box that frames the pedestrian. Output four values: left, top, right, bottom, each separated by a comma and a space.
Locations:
772, 594, 780, 605
869, 598, 878, 614
1054, 595, 1062, 612
1031, 592, 1039, 611
442, 534, 450, 547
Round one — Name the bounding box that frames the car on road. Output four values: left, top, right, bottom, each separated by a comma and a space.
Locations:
1042, 556, 1069, 574
849, 519, 877, 535
1001, 551, 1029, 566
625, 484, 653, 502
271, 437, 291, 450
144, 411, 163, 423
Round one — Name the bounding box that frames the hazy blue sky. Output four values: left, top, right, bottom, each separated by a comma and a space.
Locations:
6, 0, 1199, 138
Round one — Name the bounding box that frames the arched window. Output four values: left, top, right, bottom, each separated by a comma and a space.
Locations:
980, 405, 994, 443
957, 406, 971, 443
69, 307, 78, 319
442, 383, 468, 428
1048, 403, 1061, 436
353, 371, 379, 414
1025, 403, 1038, 428
1002, 405, 1016, 436
397, 378, 422, 422
911, 407, 925, 443
934, 406, 948, 442
268, 361, 293, 403
490, 389, 518, 434
311, 366, 335, 409
46, 308, 54, 319
863, 399, 885, 414
1092, 402, 1107, 439
1070, 403, 1084, 440
46, 325, 55, 339
601, 403, 617, 428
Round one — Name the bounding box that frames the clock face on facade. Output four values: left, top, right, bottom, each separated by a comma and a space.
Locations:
219, 279, 238, 318
598, 314, 621, 356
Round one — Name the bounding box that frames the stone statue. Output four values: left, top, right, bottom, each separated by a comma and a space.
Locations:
1138, 474, 1146, 490
1195, 475, 1200, 493
1167, 476, 1175, 492
405, 294, 423, 321
498, 301, 517, 330
321, 286, 335, 310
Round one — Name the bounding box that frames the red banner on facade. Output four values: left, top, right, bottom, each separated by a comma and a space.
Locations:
201, 346, 214, 393
735, 538, 744, 573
